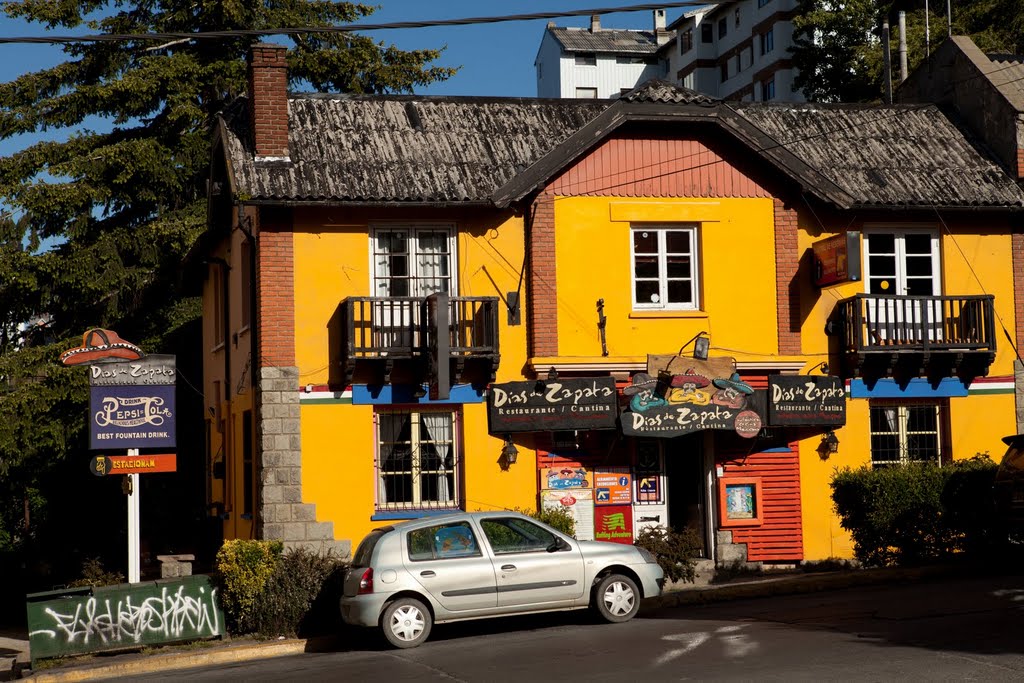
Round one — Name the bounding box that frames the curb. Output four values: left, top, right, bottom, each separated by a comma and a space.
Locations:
24, 639, 310, 682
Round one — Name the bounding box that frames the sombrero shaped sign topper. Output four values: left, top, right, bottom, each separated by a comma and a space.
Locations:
60, 328, 145, 366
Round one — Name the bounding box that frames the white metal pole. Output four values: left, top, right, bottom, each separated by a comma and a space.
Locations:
127, 450, 141, 583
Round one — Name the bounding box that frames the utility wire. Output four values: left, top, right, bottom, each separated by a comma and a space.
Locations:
0, 1, 722, 45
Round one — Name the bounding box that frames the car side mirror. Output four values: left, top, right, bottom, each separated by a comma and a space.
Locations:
547, 536, 570, 552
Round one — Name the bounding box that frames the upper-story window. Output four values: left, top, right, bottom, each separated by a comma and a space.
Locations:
681, 28, 694, 53
574, 53, 597, 66
630, 224, 700, 310
717, 17, 727, 39
575, 87, 598, 99
701, 23, 713, 43
761, 77, 776, 100
735, 8, 741, 27
758, 0, 773, 7
372, 225, 454, 298
761, 28, 775, 55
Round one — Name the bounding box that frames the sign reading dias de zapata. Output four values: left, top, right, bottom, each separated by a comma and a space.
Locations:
88, 354, 177, 450
488, 377, 618, 433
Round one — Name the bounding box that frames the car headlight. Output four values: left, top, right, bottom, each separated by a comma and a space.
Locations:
637, 546, 657, 564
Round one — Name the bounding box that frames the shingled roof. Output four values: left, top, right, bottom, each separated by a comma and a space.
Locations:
733, 103, 1024, 208
217, 87, 1024, 210
547, 26, 660, 55
219, 95, 608, 203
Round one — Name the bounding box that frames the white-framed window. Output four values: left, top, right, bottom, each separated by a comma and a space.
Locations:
575, 87, 598, 99
869, 400, 946, 467
630, 224, 700, 310
863, 229, 940, 297
376, 408, 459, 511
371, 225, 455, 298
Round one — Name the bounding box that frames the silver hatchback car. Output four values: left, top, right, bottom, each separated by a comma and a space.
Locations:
341, 511, 664, 648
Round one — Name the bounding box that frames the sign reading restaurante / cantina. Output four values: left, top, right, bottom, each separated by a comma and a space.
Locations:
487, 377, 618, 433
767, 375, 846, 426
620, 355, 764, 439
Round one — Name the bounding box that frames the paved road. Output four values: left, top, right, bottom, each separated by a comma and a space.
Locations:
129, 573, 1024, 681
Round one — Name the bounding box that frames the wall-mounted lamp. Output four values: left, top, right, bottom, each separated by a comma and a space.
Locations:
821, 431, 840, 455
678, 331, 710, 361
806, 361, 830, 375
501, 435, 519, 465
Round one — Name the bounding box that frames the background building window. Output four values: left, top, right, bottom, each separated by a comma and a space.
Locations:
631, 224, 700, 310
240, 239, 252, 329
762, 77, 776, 100
760, 28, 774, 55
376, 409, 459, 511
758, 0, 772, 7
574, 53, 597, 66
575, 87, 598, 99
701, 23, 713, 43
681, 28, 694, 53
720, 62, 729, 83
734, 8, 741, 27
869, 401, 946, 467
718, 17, 727, 39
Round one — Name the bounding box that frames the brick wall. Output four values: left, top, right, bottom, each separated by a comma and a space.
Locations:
248, 43, 290, 158
257, 227, 296, 366
773, 198, 801, 355
528, 192, 559, 358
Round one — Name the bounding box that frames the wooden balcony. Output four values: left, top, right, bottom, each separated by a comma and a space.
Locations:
340, 295, 500, 386
833, 294, 996, 381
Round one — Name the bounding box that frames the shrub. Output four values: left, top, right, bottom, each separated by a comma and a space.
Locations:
215, 539, 282, 635
528, 505, 576, 538
830, 456, 998, 567
251, 547, 348, 638
634, 525, 701, 583
68, 557, 125, 588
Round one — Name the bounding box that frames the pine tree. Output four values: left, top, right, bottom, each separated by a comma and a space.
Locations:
0, 0, 455, 580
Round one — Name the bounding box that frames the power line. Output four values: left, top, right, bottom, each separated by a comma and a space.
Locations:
0, 2, 723, 45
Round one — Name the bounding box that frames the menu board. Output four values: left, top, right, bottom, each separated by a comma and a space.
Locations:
541, 488, 595, 541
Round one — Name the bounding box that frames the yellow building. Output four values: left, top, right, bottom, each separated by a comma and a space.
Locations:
200, 44, 1024, 563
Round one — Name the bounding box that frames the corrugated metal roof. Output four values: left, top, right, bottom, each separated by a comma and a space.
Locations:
733, 103, 1024, 208
220, 87, 1024, 209
987, 53, 1024, 109
548, 26, 659, 55
221, 95, 609, 203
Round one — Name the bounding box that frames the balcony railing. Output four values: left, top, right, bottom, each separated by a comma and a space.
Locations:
836, 294, 995, 352
341, 295, 500, 362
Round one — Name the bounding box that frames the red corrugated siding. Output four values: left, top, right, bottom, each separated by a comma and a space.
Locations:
718, 443, 803, 562
548, 136, 771, 198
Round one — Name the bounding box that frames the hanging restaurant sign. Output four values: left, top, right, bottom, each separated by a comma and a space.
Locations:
620, 355, 763, 438
768, 375, 846, 426
487, 377, 618, 433
812, 232, 861, 287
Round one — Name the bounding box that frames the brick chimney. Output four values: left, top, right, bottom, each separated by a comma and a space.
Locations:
248, 43, 290, 160
590, 14, 601, 32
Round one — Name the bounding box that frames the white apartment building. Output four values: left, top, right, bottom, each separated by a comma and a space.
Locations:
669, 0, 803, 102
535, 11, 674, 99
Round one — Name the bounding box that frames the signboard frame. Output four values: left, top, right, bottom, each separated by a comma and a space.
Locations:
767, 375, 846, 427
488, 377, 618, 433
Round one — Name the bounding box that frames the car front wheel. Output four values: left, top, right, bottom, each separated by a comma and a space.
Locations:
381, 597, 432, 648
593, 573, 640, 623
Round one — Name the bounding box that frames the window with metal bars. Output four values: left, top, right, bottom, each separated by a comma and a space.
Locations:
869, 400, 947, 467
375, 409, 459, 511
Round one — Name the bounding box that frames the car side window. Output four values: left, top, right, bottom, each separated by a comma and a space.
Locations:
407, 521, 481, 561
481, 518, 556, 554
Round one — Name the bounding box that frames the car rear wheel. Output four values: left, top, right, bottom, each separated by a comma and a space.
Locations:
381, 597, 432, 648
593, 573, 640, 623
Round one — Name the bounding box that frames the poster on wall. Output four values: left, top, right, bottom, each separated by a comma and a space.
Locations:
488, 378, 618, 433
594, 470, 632, 506
542, 488, 595, 541
620, 355, 763, 439
768, 375, 846, 426
593, 505, 634, 544
812, 232, 862, 287
541, 466, 590, 490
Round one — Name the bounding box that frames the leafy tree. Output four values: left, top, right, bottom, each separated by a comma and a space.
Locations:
0, 0, 456, 584
792, 0, 1024, 103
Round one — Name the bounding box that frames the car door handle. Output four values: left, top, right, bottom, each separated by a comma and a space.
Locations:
501, 564, 517, 571
420, 570, 436, 578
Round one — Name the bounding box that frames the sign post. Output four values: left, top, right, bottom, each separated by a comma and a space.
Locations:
127, 456, 140, 583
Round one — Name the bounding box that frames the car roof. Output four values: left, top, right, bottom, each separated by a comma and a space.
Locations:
384, 510, 532, 532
